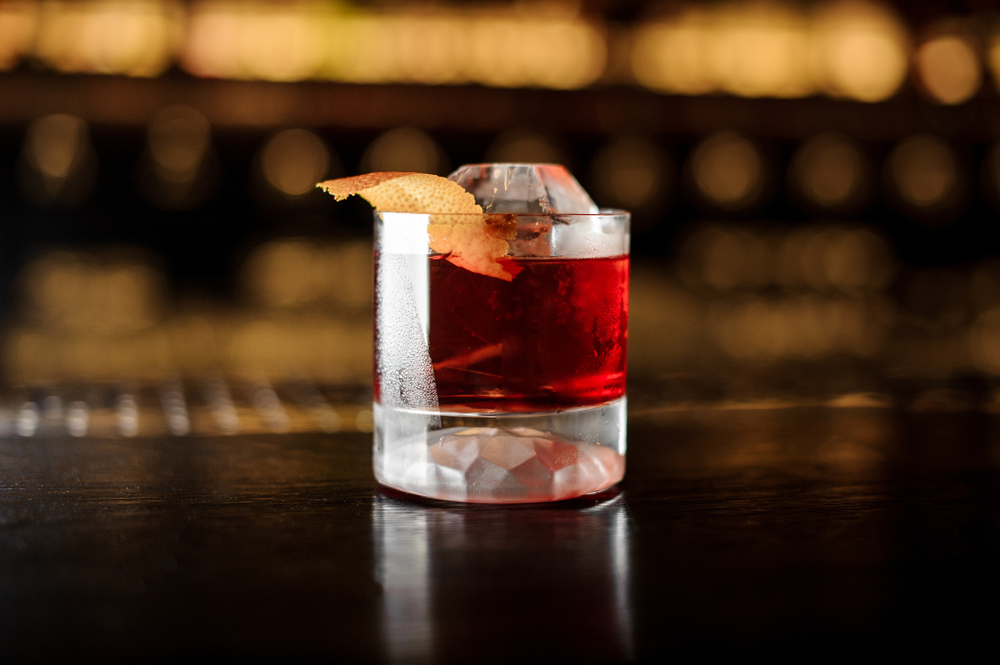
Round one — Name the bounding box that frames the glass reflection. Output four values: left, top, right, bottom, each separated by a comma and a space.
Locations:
373, 490, 633, 663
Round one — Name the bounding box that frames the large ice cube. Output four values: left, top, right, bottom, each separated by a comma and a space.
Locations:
448, 164, 599, 215
448, 164, 625, 258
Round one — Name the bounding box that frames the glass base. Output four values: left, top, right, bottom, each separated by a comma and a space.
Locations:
373, 398, 626, 504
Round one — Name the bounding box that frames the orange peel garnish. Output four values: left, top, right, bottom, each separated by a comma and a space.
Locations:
317, 172, 519, 281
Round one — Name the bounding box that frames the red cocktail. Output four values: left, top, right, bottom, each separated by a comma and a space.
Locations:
414, 254, 628, 411
373, 208, 630, 503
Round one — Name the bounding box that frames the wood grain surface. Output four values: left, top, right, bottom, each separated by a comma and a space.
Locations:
2, 406, 998, 661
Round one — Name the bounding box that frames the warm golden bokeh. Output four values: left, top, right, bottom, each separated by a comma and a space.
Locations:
18, 113, 97, 205
588, 137, 672, 214
888, 135, 961, 212
790, 134, 868, 209
0, 0, 984, 106
180, 2, 606, 89
32, 0, 183, 77
360, 127, 448, 175
631, 1, 909, 102
916, 33, 981, 105
4, 0, 1000, 430
689, 133, 765, 211
0, 0, 38, 69
810, 0, 910, 102
485, 129, 568, 167
260, 129, 331, 197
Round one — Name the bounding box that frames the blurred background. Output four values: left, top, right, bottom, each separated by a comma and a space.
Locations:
3, 0, 1000, 436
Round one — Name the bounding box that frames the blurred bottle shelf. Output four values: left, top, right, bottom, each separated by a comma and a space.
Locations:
3, 72, 1000, 142
4, 2, 1000, 394
3, 370, 999, 442
0, 378, 375, 439
4, 72, 1000, 392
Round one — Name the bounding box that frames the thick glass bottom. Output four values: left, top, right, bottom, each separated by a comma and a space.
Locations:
373, 397, 627, 504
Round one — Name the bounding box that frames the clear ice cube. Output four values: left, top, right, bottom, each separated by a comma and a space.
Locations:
448, 164, 599, 215
448, 164, 626, 258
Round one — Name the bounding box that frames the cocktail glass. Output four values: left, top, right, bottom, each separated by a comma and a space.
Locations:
372, 165, 629, 503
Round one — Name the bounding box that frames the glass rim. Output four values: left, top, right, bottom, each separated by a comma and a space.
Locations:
375, 208, 630, 217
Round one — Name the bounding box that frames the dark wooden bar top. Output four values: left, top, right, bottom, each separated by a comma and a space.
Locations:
2, 401, 998, 662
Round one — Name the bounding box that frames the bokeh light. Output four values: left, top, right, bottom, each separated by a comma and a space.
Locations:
24, 114, 87, 182
242, 239, 372, 310
588, 136, 672, 214
148, 105, 210, 184
200, 377, 239, 435
18, 113, 97, 206
777, 229, 831, 290
4, 0, 985, 109
676, 221, 898, 365
0, 0, 976, 107
360, 127, 448, 175
631, 1, 908, 102
678, 225, 771, 292
465, 16, 605, 89
986, 29, 1000, 94
631, 5, 813, 98
8, 2, 1000, 392
160, 382, 190, 436
225, 315, 371, 384
182, 4, 604, 89
33, 0, 183, 77
707, 4, 812, 98
240, 4, 325, 82
0, 0, 38, 71
183, 0, 325, 81
790, 133, 868, 210
821, 228, 895, 292
20, 250, 164, 334
260, 129, 331, 196
179, 1, 240, 79
630, 10, 713, 95
322, 14, 398, 85
689, 132, 765, 211
141, 104, 214, 208
679, 224, 894, 294
485, 129, 568, 166
887, 134, 961, 213
810, 0, 909, 102
394, 15, 466, 85
251, 383, 290, 433
916, 34, 981, 105
708, 294, 888, 362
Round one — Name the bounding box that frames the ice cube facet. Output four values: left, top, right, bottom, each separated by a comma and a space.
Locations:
448, 164, 599, 215
377, 426, 624, 503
